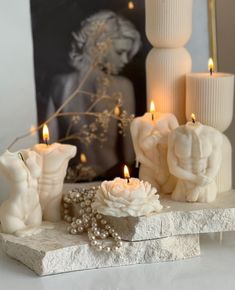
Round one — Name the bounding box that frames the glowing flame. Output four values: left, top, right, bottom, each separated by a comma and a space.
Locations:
150, 100, 156, 114
191, 113, 196, 123
208, 58, 214, 75
42, 124, 50, 144
124, 165, 130, 181
80, 153, 87, 163
128, 1, 135, 9
114, 106, 120, 116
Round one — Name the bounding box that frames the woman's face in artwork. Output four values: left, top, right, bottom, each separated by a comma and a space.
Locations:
101, 37, 133, 75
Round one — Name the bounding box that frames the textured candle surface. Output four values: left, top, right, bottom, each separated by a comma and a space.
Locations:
146, 47, 192, 124
145, 0, 193, 47
186, 73, 234, 132
216, 134, 232, 193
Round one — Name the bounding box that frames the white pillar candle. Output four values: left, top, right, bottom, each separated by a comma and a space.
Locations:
33, 143, 77, 222
215, 134, 232, 193
168, 120, 223, 203
186, 73, 234, 132
145, 0, 193, 48
146, 47, 192, 124
0, 150, 42, 236
130, 110, 178, 193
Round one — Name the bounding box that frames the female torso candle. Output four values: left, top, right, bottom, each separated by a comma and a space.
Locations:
33, 125, 77, 222
168, 116, 223, 203
0, 150, 42, 236
131, 103, 178, 193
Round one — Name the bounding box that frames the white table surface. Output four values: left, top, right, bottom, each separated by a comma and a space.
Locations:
0, 232, 235, 290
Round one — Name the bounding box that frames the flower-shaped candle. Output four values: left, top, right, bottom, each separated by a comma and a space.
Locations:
92, 165, 163, 217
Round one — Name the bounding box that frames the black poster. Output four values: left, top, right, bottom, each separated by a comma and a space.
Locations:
30, 0, 150, 181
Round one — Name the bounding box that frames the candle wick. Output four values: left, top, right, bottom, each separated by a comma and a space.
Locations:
45, 139, 49, 146
127, 178, 130, 184
152, 113, 154, 121
192, 118, 195, 124
210, 68, 213, 76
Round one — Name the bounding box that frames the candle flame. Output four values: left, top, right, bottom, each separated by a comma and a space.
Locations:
191, 113, 196, 123
42, 124, 50, 144
80, 153, 87, 163
150, 100, 156, 114
114, 106, 120, 116
128, 1, 134, 9
208, 58, 214, 75
124, 165, 130, 180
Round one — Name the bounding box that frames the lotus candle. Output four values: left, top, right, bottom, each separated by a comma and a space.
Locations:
92, 165, 162, 217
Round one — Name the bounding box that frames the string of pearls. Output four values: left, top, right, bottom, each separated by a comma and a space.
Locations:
63, 187, 122, 252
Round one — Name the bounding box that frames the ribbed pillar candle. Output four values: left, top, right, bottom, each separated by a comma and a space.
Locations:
145, 0, 193, 48
146, 47, 192, 124
215, 134, 232, 193
186, 73, 234, 132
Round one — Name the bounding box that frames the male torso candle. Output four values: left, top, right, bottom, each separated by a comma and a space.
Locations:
33, 143, 77, 222
168, 121, 223, 203
0, 150, 42, 236
131, 112, 178, 193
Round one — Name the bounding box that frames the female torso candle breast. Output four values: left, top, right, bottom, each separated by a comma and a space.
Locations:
131, 111, 178, 193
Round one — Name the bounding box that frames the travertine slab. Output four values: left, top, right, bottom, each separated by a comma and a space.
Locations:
105, 190, 235, 241
0, 223, 200, 276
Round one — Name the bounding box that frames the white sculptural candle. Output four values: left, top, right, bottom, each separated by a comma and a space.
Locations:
186, 58, 234, 132
92, 165, 162, 217
168, 114, 223, 203
32, 124, 77, 222
130, 101, 178, 193
0, 150, 42, 236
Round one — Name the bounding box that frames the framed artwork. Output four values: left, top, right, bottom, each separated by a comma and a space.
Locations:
30, 0, 216, 182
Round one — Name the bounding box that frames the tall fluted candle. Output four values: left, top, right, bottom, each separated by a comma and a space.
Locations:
146, 47, 192, 124
145, 0, 193, 48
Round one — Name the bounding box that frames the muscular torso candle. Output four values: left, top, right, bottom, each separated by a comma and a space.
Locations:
33, 143, 77, 222
168, 121, 223, 202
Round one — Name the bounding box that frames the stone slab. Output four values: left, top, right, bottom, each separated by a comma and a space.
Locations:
0, 223, 200, 276
104, 190, 235, 241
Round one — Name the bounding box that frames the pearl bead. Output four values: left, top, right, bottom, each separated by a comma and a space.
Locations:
96, 214, 102, 219
89, 235, 96, 241
91, 240, 98, 246
86, 207, 92, 213
109, 229, 115, 234
105, 225, 111, 230
71, 222, 77, 228
88, 193, 93, 199
101, 219, 107, 225
94, 230, 100, 237
79, 209, 85, 215
85, 200, 91, 206
76, 219, 82, 225
77, 226, 84, 232
116, 241, 122, 247
104, 246, 111, 252
112, 246, 119, 251
114, 236, 121, 241
70, 229, 77, 235
80, 202, 86, 208
100, 233, 106, 239
72, 217, 77, 222
96, 245, 103, 251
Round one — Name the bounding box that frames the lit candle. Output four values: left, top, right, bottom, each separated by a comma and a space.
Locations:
130, 103, 178, 193
92, 171, 162, 217
168, 114, 223, 203
124, 164, 130, 184
128, 1, 134, 10
186, 58, 234, 132
32, 125, 77, 222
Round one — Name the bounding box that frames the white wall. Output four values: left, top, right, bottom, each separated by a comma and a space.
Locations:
0, 0, 38, 202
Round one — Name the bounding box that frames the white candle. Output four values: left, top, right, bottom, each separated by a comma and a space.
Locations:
168, 116, 223, 203
146, 47, 192, 124
145, 0, 193, 48
0, 150, 42, 236
130, 104, 178, 193
92, 165, 162, 217
32, 125, 77, 222
186, 59, 234, 132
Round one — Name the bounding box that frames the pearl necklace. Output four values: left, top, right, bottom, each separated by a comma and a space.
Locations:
63, 187, 122, 252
